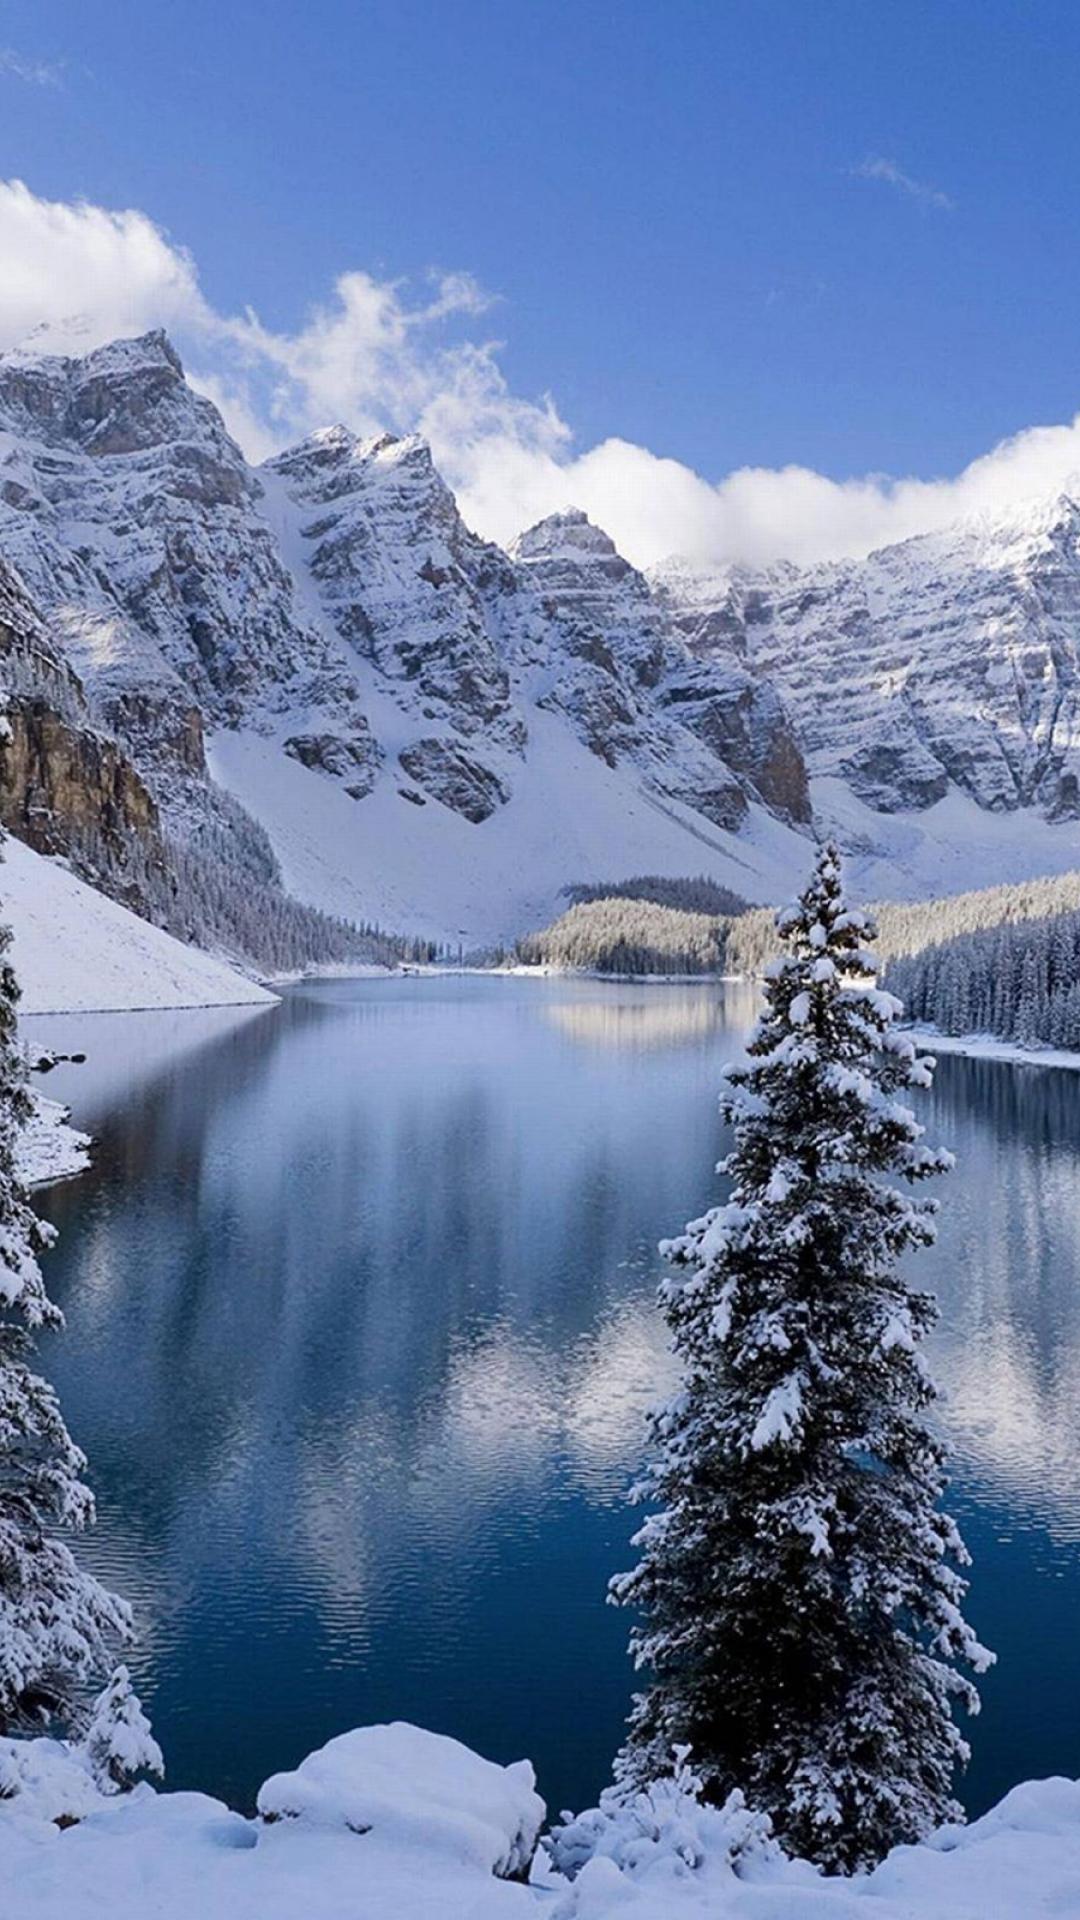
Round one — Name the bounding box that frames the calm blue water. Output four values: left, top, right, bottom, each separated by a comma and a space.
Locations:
29, 977, 1080, 1820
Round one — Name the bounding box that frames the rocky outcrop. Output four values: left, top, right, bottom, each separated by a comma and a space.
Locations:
0, 549, 164, 890
266, 428, 521, 749
658, 660, 812, 824
0, 695, 160, 859
284, 728, 382, 799
509, 510, 664, 765
397, 738, 508, 822
0, 332, 375, 805
838, 726, 949, 813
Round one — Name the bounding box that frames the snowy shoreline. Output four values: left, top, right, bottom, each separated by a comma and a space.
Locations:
399, 963, 747, 984
907, 1026, 1080, 1073
19, 1091, 91, 1187
261, 961, 400, 986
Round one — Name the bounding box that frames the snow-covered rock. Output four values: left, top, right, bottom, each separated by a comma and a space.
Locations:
17, 1090, 90, 1186
266, 426, 521, 754
509, 508, 773, 831
258, 1723, 543, 1878
0, 1734, 111, 1829
0, 332, 365, 761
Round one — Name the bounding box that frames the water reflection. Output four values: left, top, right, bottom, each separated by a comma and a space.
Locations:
924, 1055, 1080, 1532
542, 981, 756, 1050
30, 981, 1080, 1821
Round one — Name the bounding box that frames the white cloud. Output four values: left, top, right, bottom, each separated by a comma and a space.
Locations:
853, 155, 955, 212
0, 48, 64, 88
3, 177, 1080, 575
0, 180, 207, 355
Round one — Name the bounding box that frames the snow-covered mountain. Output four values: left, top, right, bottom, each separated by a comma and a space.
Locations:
652, 498, 1080, 822
0, 328, 1078, 949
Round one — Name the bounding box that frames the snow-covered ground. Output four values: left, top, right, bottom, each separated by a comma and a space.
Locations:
2, 836, 277, 1014
209, 736, 1080, 952
4, 1719, 1080, 1920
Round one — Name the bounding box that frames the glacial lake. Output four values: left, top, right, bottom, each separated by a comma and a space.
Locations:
30, 976, 1080, 1820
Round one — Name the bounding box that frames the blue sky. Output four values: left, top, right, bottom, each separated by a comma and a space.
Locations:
1, 0, 1079, 567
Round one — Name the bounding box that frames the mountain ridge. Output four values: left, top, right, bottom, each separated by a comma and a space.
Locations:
0, 329, 1078, 948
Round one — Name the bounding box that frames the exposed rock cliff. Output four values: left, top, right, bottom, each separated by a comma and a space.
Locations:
509, 508, 806, 830
0, 696, 159, 861
0, 549, 164, 900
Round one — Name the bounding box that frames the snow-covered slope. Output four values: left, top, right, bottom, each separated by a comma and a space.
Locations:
3, 836, 275, 1013
209, 715, 805, 945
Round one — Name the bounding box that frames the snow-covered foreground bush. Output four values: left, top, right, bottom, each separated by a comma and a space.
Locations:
548, 1768, 1080, 1917
4, 1720, 1080, 1919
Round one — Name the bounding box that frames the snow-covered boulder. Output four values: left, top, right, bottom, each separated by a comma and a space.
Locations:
257, 1722, 544, 1879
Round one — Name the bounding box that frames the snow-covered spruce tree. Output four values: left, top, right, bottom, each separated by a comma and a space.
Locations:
611, 842, 993, 1874
80, 1666, 163, 1793
0, 895, 132, 1733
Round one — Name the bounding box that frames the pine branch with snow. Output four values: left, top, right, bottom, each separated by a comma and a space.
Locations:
611, 841, 993, 1874
0, 851, 132, 1732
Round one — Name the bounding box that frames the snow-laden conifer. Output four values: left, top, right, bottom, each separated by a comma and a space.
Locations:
612, 842, 993, 1873
0, 883, 131, 1730
79, 1665, 163, 1792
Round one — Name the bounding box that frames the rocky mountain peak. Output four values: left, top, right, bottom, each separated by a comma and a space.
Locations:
654, 489, 1080, 821
0, 328, 231, 461
265, 416, 523, 797
511, 508, 622, 567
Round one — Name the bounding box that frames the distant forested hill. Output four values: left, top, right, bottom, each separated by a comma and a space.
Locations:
516, 870, 1080, 1044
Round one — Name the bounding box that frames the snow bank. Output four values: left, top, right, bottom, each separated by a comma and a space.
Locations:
548, 1773, 1080, 1918
0, 1735, 107, 1829
5, 1722, 1080, 1918
2, 836, 276, 1014
17, 1090, 90, 1186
